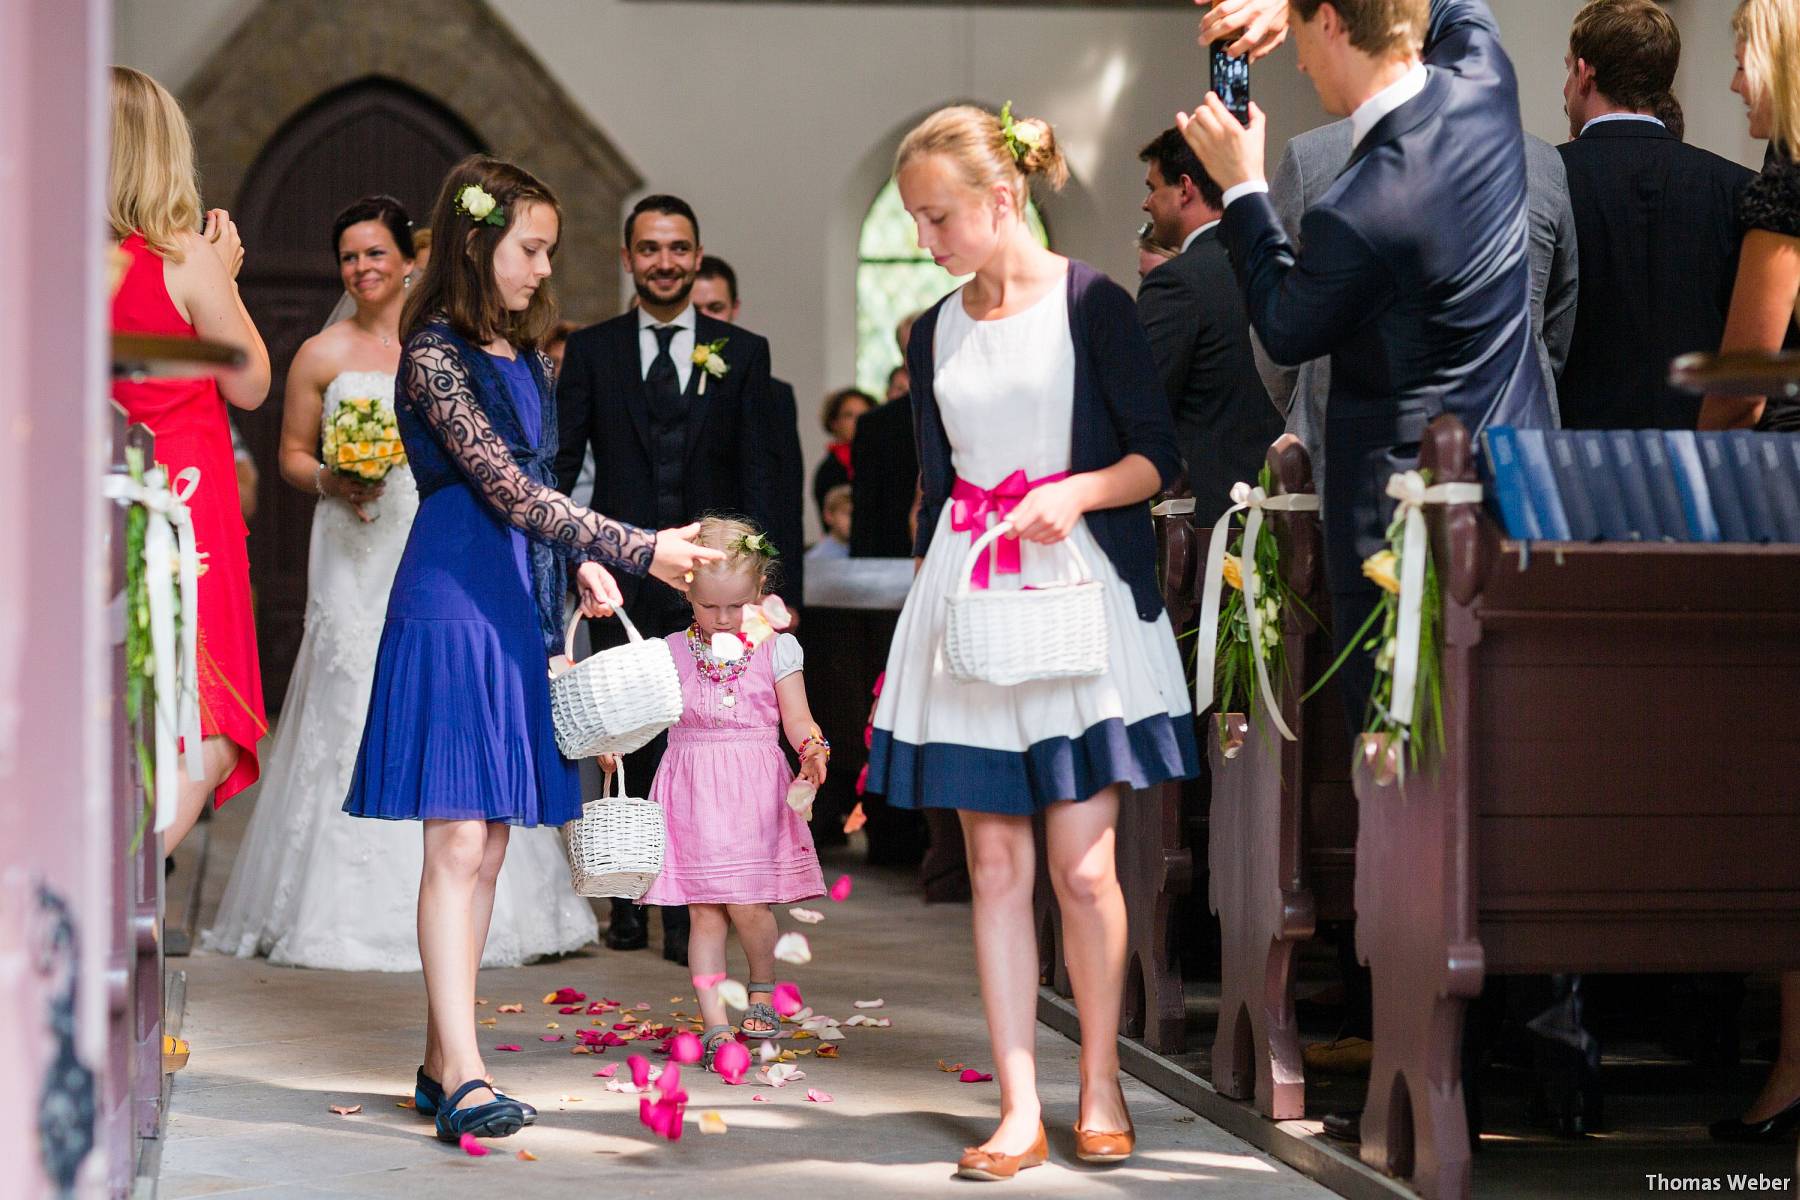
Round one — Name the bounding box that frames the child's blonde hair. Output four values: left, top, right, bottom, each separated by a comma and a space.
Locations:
693, 515, 780, 592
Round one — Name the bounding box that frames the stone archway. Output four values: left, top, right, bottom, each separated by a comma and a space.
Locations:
180, 0, 640, 325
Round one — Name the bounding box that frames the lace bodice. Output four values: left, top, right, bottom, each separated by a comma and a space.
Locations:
397, 328, 655, 574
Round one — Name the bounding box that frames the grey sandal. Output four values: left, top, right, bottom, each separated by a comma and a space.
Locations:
741, 982, 782, 1039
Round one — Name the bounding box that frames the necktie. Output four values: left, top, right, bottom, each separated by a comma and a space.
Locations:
648, 325, 681, 415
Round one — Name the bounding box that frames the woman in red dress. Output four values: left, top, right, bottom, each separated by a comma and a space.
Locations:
109, 66, 272, 852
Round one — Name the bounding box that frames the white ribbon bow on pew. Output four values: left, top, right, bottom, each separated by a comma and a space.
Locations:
1383, 470, 1483, 727
104, 464, 205, 833
1195, 481, 1321, 741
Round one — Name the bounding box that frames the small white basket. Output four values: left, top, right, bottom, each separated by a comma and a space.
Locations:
549, 608, 684, 759
561, 761, 665, 900
943, 520, 1109, 687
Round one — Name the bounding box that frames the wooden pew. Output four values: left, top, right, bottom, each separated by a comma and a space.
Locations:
1353, 417, 1800, 1199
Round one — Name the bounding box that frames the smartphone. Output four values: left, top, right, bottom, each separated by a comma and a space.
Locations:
1211, 40, 1250, 126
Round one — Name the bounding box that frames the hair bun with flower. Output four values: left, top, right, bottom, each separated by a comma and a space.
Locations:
454, 184, 507, 228
998, 101, 1042, 163
731, 531, 779, 561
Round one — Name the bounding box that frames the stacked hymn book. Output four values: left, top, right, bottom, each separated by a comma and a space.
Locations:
1482, 427, 1800, 543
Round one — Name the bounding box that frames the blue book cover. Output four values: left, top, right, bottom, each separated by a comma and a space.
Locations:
1663, 431, 1722, 542
1479, 427, 1542, 540
1514, 429, 1572, 540
1547, 431, 1602, 540
1606, 428, 1663, 540
1696, 431, 1753, 541
1573, 431, 1634, 540
1761, 433, 1800, 542
1637, 429, 1692, 540
1725, 430, 1782, 542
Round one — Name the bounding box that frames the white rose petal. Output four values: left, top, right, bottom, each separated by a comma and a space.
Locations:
711, 632, 746, 661
853, 999, 884, 1009
773, 932, 812, 965
818, 1026, 846, 1042
788, 906, 824, 925
716, 979, 749, 1011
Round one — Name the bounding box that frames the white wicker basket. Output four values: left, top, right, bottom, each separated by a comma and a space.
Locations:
944, 520, 1109, 686
561, 761, 664, 900
549, 608, 684, 759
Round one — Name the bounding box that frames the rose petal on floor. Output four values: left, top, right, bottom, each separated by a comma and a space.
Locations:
516, 1149, 538, 1162
773, 932, 812, 965
829, 875, 853, 902
816, 1044, 840, 1058
699, 1110, 728, 1134
853, 999, 884, 1009
495, 1045, 522, 1052
328, 1105, 361, 1116
805, 1088, 833, 1103
818, 1027, 846, 1042
959, 1069, 994, 1083
594, 1065, 618, 1078
539, 1035, 564, 1043
937, 1060, 965, 1073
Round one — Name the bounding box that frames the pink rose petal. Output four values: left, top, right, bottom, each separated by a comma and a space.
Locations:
539, 1034, 564, 1042
627, 1054, 652, 1089
761, 594, 792, 630
829, 875, 853, 903
495, 1044, 522, 1052
691, 972, 726, 991
714, 1039, 751, 1085
854, 763, 869, 797
872, 671, 886, 698
594, 1065, 619, 1078
752, 1093, 769, 1102
771, 982, 804, 1017
805, 1088, 834, 1103
669, 1032, 702, 1064
459, 1132, 489, 1157
959, 1069, 994, 1083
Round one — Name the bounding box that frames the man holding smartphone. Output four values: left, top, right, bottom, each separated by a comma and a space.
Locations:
1180, 0, 1551, 724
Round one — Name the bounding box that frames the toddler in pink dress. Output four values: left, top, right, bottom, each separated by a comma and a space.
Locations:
619, 517, 827, 1063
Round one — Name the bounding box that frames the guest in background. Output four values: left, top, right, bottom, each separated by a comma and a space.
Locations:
1136, 127, 1283, 526
886, 363, 910, 403
1705, 0, 1800, 1146
1701, 0, 1800, 434
229, 421, 259, 523
849, 385, 918, 559
554, 194, 777, 963
693, 255, 806, 604
807, 484, 853, 562
1558, 0, 1753, 430
814, 387, 874, 524
543, 319, 579, 386
109, 66, 271, 854
1136, 224, 1179, 279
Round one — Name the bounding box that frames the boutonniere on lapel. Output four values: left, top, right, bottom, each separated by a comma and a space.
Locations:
691, 338, 729, 394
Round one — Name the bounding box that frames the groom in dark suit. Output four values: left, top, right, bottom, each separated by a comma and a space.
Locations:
1183, 0, 1554, 717
554, 195, 777, 961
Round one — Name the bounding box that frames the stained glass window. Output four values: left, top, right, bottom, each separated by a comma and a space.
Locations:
855, 178, 1050, 398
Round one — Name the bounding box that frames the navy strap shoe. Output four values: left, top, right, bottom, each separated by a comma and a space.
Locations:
433, 1079, 525, 1142
416, 1067, 535, 1125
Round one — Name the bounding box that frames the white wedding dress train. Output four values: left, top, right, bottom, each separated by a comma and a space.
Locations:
202, 370, 598, 971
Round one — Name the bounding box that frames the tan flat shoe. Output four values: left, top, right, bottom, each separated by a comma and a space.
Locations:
1075, 1082, 1135, 1163
955, 1124, 1048, 1181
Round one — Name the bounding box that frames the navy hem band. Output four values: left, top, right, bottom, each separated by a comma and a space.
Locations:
866, 713, 1200, 815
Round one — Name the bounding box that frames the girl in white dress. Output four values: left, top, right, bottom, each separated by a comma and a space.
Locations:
868, 107, 1198, 1180
204, 197, 596, 971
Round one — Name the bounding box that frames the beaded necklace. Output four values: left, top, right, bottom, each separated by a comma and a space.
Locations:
686, 624, 753, 708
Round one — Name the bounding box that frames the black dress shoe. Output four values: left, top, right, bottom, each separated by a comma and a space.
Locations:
660, 905, 690, 966
1710, 1095, 1800, 1143
605, 899, 648, 951
1321, 1109, 1362, 1144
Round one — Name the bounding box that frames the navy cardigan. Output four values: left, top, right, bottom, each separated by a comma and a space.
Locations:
907, 258, 1182, 622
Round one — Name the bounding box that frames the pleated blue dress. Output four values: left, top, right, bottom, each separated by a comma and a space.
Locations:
344, 352, 578, 827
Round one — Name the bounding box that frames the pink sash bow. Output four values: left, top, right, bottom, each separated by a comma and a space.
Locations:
949, 469, 1068, 589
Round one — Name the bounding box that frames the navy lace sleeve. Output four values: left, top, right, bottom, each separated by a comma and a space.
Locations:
401, 330, 656, 575
1740, 153, 1800, 239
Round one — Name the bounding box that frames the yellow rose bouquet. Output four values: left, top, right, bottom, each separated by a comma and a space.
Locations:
321, 395, 406, 483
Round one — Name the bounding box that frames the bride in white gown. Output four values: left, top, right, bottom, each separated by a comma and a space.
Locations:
204, 197, 595, 971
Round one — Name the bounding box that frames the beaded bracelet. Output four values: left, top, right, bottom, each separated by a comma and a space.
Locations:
798, 732, 831, 762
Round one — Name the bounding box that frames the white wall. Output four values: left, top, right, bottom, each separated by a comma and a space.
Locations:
115, 0, 1767, 528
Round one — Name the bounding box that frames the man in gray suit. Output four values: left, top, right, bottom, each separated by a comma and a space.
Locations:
1256, 120, 1578, 492
1138, 127, 1285, 526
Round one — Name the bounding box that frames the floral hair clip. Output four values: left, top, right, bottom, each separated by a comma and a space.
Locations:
454, 185, 507, 228
998, 101, 1043, 163
730, 531, 778, 560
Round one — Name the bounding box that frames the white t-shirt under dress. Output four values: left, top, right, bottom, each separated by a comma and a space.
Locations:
867, 277, 1197, 814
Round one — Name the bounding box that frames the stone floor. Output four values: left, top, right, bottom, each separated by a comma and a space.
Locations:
158, 791, 1337, 1199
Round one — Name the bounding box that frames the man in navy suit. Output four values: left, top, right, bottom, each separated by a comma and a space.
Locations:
554, 196, 777, 960
1183, 0, 1553, 714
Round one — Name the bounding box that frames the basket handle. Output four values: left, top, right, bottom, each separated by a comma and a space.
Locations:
599, 758, 627, 800
956, 520, 1093, 597
562, 604, 646, 664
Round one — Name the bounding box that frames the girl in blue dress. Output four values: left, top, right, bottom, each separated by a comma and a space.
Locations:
343, 155, 719, 1143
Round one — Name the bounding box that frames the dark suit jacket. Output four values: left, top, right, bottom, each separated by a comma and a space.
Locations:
1556, 120, 1754, 429
1221, 0, 1551, 585
554, 311, 775, 622
848, 394, 916, 559
1137, 225, 1284, 527
767, 377, 805, 603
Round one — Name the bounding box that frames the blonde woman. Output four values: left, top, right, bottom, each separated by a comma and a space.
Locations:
109, 66, 272, 853
867, 104, 1196, 1179
1705, 0, 1800, 1145
1699, 0, 1800, 434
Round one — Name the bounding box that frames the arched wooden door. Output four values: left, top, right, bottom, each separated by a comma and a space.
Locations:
234, 78, 483, 708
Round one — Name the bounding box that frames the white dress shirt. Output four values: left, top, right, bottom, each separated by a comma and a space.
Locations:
1221, 61, 1429, 211
638, 304, 696, 392
1181, 218, 1222, 253
1579, 112, 1665, 136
